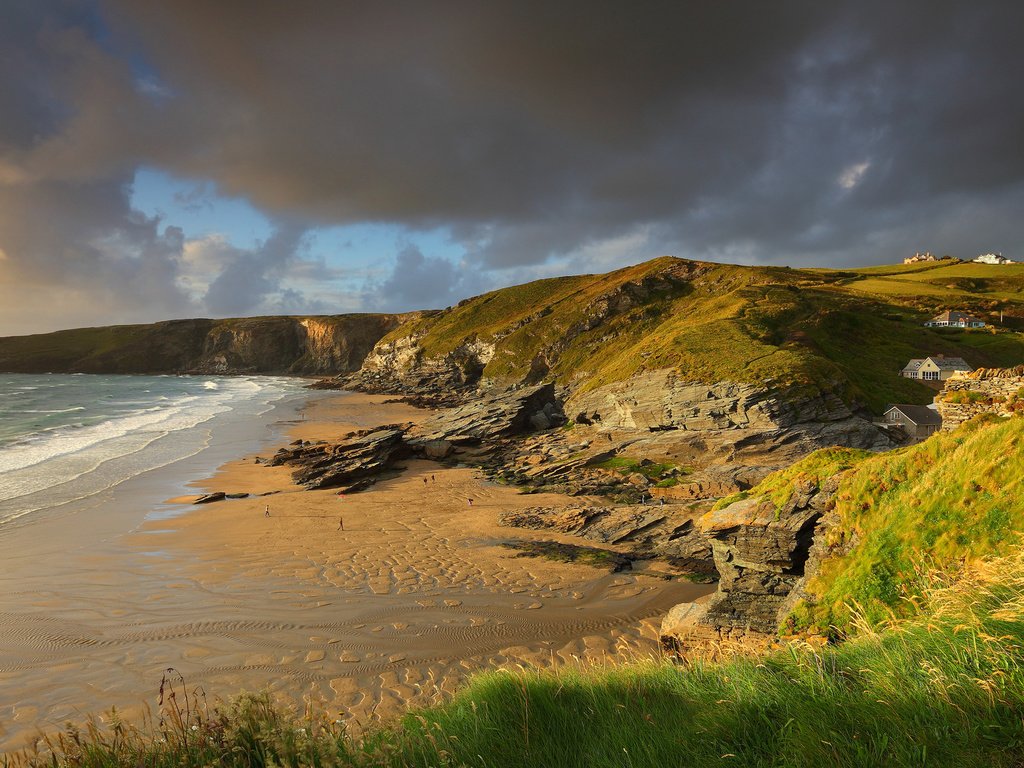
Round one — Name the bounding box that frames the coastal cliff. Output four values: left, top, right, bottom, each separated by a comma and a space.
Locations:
0, 314, 420, 375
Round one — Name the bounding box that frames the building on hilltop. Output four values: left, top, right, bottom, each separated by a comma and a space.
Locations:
883, 404, 942, 439
903, 251, 936, 264
924, 310, 986, 328
973, 253, 1015, 265
901, 355, 973, 382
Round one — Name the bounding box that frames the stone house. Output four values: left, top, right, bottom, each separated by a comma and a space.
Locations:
924, 310, 986, 328
883, 404, 942, 438
901, 355, 973, 382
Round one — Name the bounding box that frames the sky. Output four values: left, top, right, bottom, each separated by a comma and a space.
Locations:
2, 1, 1024, 335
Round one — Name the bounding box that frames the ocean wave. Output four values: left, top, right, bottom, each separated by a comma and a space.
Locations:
0, 397, 223, 475
18, 407, 87, 414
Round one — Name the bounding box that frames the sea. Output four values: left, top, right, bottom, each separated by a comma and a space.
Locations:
0, 373, 312, 529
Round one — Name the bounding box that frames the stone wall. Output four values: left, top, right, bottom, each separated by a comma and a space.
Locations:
936, 366, 1024, 431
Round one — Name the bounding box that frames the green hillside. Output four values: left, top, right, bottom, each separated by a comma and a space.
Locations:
379, 257, 1024, 412
4, 257, 1024, 411
716, 414, 1024, 636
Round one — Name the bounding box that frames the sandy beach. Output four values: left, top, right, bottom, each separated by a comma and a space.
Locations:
0, 392, 711, 752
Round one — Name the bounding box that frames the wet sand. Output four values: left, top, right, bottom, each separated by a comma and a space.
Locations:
0, 393, 711, 751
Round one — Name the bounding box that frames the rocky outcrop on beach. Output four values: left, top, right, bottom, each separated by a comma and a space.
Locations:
266, 385, 569, 491
497, 504, 717, 578
268, 425, 411, 490
659, 475, 840, 652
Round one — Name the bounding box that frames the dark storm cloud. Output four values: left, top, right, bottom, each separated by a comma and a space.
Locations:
3, 1, 1024, 329
104, 1, 1023, 266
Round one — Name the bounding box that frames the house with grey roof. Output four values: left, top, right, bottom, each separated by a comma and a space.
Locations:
901, 355, 973, 382
924, 310, 986, 328
884, 404, 942, 439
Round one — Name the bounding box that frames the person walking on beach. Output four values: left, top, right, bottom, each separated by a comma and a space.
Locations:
468, 498, 473, 507
423, 477, 428, 486
265, 504, 270, 517
338, 516, 344, 531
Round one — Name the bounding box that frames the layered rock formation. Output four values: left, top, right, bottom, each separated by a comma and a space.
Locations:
659, 474, 843, 653
268, 426, 410, 490
497, 504, 716, 578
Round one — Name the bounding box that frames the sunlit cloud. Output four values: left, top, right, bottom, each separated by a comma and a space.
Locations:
837, 161, 871, 190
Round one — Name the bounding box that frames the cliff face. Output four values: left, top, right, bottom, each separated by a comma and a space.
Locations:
660, 476, 840, 652
0, 314, 415, 375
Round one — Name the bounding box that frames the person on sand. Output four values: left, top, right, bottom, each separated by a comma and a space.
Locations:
265, 504, 270, 517
468, 498, 473, 507
423, 477, 428, 485
338, 516, 344, 531
431, 474, 435, 482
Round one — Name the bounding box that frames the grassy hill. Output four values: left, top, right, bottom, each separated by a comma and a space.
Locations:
375, 257, 1024, 412
3, 257, 1024, 411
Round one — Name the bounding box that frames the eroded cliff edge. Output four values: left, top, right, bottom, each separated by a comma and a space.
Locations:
0, 314, 424, 375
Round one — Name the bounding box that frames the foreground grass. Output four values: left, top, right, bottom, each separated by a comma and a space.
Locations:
12, 551, 1024, 768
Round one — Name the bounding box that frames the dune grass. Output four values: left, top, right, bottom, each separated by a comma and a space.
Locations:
12, 549, 1024, 768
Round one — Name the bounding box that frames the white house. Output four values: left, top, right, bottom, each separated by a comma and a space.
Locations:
924, 310, 986, 328
973, 253, 1015, 265
901, 355, 973, 381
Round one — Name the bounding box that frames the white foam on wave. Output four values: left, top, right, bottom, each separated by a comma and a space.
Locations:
203, 380, 219, 390
0, 374, 306, 525
0, 396, 204, 475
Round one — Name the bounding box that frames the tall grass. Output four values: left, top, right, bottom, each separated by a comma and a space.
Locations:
11, 552, 1024, 767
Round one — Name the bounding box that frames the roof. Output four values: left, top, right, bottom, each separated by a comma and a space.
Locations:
928, 356, 971, 370
902, 358, 924, 371
885, 404, 943, 426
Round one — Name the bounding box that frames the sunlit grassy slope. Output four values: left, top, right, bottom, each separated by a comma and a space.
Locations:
714, 414, 1024, 636
378, 257, 1024, 411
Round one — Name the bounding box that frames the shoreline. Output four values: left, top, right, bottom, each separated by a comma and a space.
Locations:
0, 389, 711, 753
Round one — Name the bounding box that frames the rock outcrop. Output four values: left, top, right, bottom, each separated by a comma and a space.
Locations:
567, 371, 892, 463
268, 426, 410, 490
408, 383, 565, 447
497, 504, 716, 577
660, 475, 839, 652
